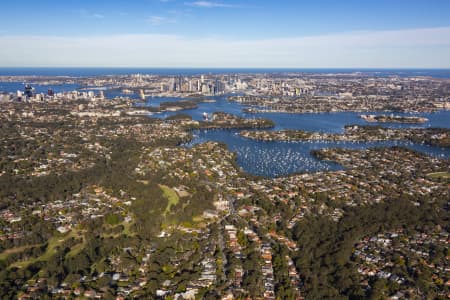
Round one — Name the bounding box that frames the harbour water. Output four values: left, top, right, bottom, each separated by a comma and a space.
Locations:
184, 130, 448, 178
163, 95, 450, 177
1, 72, 449, 178
2, 67, 450, 78
0, 82, 81, 95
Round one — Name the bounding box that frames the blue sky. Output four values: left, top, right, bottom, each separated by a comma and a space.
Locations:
1, 0, 450, 67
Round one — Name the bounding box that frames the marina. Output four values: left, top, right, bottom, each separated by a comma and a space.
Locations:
158, 95, 450, 177
1, 82, 449, 178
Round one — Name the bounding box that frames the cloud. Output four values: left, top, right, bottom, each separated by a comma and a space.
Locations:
80, 9, 105, 19
0, 27, 449, 68
146, 15, 176, 25
185, 1, 237, 8
92, 13, 105, 19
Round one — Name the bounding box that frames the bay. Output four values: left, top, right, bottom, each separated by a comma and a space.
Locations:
1, 70, 449, 178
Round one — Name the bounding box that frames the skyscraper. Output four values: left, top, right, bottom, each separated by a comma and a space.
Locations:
24, 85, 33, 98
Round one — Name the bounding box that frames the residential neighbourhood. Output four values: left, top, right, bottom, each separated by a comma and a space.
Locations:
0, 74, 448, 299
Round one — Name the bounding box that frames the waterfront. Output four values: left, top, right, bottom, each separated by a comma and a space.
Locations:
158, 95, 450, 177
1, 71, 449, 299
1, 79, 449, 178
153, 95, 450, 130
184, 129, 450, 177
0, 82, 81, 95
2, 67, 450, 77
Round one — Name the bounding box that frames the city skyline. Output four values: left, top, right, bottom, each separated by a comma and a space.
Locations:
1, 2, 450, 295
1, 0, 450, 67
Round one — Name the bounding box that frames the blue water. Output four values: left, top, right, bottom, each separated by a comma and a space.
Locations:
1, 70, 449, 178
160, 95, 450, 177
154, 95, 450, 130
155, 95, 245, 119
140, 96, 201, 107
0, 82, 81, 94
184, 130, 449, 178
1, 68, 450, 78
103, 89, 139, 100
0, 81, 136, 99
252, 111, 450, 132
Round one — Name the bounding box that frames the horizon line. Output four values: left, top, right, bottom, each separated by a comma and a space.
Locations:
2, 66, 450, 70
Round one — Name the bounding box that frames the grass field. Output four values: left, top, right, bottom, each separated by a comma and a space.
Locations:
159, 184, 180, 216
102, 218, 135, 238
9, 230, 80, 269
0, 244, 41, 261
65, 233, 86, 259
427, 171, 450, 179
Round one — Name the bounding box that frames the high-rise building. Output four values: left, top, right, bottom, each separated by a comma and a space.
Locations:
202, 84, 210, 94
24, 85, 33, 98
170, 78, 176, 92
177, 76, 183, 91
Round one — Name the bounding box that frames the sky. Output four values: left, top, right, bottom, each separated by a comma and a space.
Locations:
1, 0, 450, 68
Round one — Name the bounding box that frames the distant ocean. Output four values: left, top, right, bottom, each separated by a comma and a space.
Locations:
1, 68, 450, 78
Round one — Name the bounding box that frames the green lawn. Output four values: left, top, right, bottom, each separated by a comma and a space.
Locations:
102, 219, 135, 238
0, 244, 41, 261
65, 234, 86, 259
160, 184, 180, 216
9, 230, 80, 269
427, 171, 450, 179
192, 216, 204, 223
